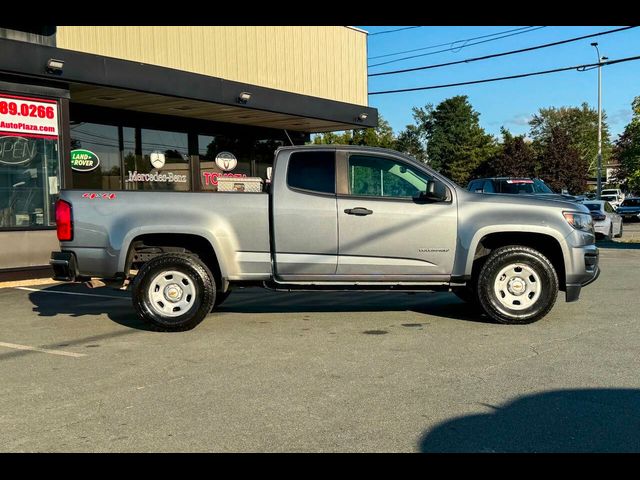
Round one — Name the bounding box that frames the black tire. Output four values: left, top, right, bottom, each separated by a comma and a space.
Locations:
132, 253, 216, 331
477, 246, 558, 325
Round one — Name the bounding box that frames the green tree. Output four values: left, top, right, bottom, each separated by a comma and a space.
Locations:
395, 123, 427, 163
612, 96, 640, 193
529, 103, 611, 177
412, 96, 496, 185
311, 131, 344, 145
483, 128, 537, 178
312, 115, 396, 149
538, 126, 587, 194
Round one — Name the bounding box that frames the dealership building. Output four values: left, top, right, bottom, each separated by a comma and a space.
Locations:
0, 26, 377, 279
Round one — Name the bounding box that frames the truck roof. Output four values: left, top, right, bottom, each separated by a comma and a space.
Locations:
276, 144, 430, 169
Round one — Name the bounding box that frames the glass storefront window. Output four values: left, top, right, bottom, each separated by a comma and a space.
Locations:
254, 138, 283, 185
199, 134, 252, 191
67, 105, 295, 193
0, 135, 59, 228
125, 128, 189, 191
70, 122, 121, 190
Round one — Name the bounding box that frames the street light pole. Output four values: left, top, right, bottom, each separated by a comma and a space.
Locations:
591, 42, 607, 200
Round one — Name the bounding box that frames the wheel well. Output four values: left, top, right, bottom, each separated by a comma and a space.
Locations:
472, 232, 566, 290
125, 233, 224, 290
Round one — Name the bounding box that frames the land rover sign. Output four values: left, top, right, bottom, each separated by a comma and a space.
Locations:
71, 149, 100, 172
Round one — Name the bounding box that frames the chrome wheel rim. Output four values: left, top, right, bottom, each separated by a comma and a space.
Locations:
148, 270, 196, 317
493, 263, 541, 311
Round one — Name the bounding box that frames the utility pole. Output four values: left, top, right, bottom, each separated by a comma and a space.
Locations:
591, 42, 608, 200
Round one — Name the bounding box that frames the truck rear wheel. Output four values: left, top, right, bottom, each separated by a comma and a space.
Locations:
477, 246, 558, 325
132, 253, 216, 331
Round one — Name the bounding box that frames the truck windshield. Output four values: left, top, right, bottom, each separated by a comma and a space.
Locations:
622, 198, 640, 207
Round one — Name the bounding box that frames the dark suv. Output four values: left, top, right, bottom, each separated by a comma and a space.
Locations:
616, 197, 640, 221
468, 177, 581, 202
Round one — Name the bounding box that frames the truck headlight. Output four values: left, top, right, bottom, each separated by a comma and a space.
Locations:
563, 211, 594, 233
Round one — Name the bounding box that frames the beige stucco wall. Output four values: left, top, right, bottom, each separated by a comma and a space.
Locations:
57, 26, 368, 106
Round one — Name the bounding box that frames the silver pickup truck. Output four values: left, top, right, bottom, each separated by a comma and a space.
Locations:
50, 145, 599, 331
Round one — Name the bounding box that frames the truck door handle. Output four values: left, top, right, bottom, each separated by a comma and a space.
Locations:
344, 207, 373, 216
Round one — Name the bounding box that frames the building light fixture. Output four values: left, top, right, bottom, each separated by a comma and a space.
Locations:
46, 58, 65, 75
357, 112, 368, 122
237, 92, 252, 104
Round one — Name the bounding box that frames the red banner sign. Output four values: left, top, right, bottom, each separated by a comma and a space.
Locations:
0, 93, 59, 138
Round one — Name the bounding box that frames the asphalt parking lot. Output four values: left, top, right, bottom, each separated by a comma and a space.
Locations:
1, 236, 640, 452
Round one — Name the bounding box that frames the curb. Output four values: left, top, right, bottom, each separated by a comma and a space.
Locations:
0, 278, 61, 289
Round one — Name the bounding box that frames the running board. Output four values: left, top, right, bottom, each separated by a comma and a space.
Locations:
262, 280, 450, 293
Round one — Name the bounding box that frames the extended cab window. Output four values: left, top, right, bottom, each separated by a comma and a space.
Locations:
348, 154, 433, 198
287, 151, 335, 194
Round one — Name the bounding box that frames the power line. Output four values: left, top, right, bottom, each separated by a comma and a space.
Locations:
369, 26, 536, 60
369, 27, 547, 68
369, 26, 637, 77
368, 26, 422, 37
368, 54, 640, 95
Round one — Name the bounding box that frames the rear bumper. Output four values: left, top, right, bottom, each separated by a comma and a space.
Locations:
593, 222, 609, 236
50, 251, 78, 282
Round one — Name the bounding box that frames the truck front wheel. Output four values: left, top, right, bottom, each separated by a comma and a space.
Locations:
477, 246, 558, 325
132, 253, 216, 331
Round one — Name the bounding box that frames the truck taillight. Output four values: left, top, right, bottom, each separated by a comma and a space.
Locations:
55, 199, 73, 241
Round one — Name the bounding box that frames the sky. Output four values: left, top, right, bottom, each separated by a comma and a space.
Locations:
357, 26, 640, 140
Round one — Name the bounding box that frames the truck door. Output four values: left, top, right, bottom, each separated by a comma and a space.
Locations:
272, 150, 338, 280
336, 152, 457, 280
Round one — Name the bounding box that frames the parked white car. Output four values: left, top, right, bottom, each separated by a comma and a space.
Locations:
601, 189, 625, 208
582, 200, 623, 240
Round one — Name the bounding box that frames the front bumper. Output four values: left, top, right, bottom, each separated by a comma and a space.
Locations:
50, 251, 78, 282
564, 245, 599, 302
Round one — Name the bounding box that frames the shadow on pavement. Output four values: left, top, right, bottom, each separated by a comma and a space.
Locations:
26, 284, 494, 330
419, 388, 640, 453
219, 288, 493, 323
26, 284, 154, 331
597, 240, 640, 250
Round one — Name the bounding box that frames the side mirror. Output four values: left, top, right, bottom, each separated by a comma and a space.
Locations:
416, 180, 447, 202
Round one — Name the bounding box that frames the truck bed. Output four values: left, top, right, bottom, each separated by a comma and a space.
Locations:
58, 190, 271, 279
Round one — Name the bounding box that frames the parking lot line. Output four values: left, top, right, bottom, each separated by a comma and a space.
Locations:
0, 341, 86, 358
14, 286, 129, 300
